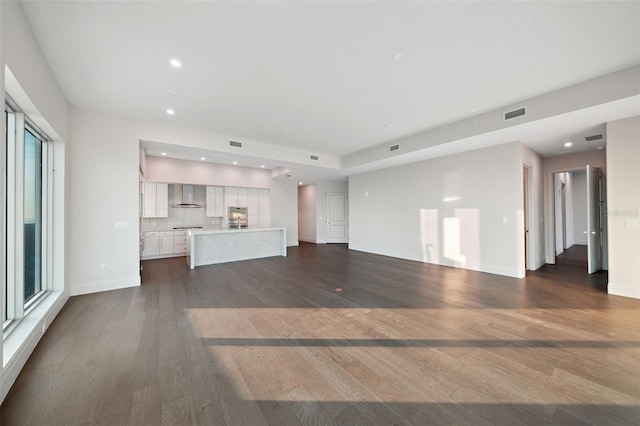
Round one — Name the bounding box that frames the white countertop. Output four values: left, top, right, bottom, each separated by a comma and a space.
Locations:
189, 227, 286, 236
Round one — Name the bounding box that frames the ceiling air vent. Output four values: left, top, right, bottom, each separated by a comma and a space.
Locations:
229, 140, 242, 148
310, 155, 319, 160
504, 107, 527, 121
390, 144, 400, 152
585, 134, 603, 142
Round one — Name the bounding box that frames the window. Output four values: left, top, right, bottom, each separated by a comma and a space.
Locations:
4, 111, 8, 323
4, 97, 51, 331
23, 129, 43, 304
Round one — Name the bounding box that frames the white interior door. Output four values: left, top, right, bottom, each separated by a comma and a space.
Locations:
327, 192, 348, 243
587, 165, 602, 274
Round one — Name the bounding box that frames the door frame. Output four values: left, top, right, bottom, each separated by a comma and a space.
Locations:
545, 166, 588, 265
522, 164, 533, 271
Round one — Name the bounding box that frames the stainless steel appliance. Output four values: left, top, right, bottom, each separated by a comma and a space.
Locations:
228, 207, 248, 229
172, 185, 204, 208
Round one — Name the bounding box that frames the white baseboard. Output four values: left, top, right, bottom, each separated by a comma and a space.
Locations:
348, 245, 524, 279
480, 264, 524, 278
608, 283, 640, 300
70, 276, 141, 296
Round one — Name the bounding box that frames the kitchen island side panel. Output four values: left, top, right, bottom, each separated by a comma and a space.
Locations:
188, 228, 286, 268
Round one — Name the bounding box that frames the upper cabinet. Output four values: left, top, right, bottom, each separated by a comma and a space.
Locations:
226, 186, 248, 208
142, 183, 168, 218
205, 186, 225, 217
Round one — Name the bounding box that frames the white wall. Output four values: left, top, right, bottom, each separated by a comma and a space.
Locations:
349, 142, 525, 278
564, 172, 576, 248
543, 150, 606, 263
68, 109, 141, 296
571, 170, 587, 244
606, 116, 640, 299
145, 156, 299, 246
520, 143, 545, 270
68, 108, 300, 297
145, 156, 273, 188
1, 0, 69, 403
270, 178, 299, 247
554, 173, 564, 254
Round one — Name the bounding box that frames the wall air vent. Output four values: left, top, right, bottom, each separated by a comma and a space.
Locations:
310, 155, 319, 160
390, 144, 400, 152
585, 134, 603, 142
229, 140, 242, 148
504, 107, 527, 121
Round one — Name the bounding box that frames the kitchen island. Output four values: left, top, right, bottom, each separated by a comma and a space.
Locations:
187, 228, 286, 269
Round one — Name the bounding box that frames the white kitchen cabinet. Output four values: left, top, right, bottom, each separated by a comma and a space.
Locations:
143, 232, 160, 256
237, 187, 248, 207
205, 186, 224, 217
248, 188, 260, 227
173, 230, 188, 254
159, 231, 174, 255
248, 188, 270, 228
142, 183, 168, 218
258, 188, 270, 217
143, 231, 174, 257
225, 186, 248, 207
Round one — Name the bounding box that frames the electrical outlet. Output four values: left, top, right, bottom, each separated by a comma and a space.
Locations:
101, 263, 108, 271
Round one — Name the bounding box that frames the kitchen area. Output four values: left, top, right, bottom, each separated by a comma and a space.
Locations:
140, 181, 286, 269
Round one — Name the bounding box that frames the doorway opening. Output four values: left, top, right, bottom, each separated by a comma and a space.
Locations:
552, 166, 607, 275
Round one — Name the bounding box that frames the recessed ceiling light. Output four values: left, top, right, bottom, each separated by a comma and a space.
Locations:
233, 161, 238, 165
161, 152, 167, 156
261, 165, 265, 168
392, 52, 404, 61
170, 59, 181, 68
564, 142, 572, 147
167, 89, 179, 96
201, 157, 206, 161
299, 181, 303, 185
166, 109, 175, 115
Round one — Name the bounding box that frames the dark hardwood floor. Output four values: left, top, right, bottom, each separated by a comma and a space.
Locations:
2, 243, 639, 425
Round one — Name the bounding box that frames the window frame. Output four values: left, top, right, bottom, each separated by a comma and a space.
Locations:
3, 97, 52, 335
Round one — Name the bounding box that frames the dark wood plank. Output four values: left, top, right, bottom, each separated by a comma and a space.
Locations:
2, 243, 639, 425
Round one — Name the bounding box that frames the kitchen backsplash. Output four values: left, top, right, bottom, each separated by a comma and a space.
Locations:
141, 184, 223, 231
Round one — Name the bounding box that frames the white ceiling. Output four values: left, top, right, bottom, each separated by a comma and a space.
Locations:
19, 1, 640, 179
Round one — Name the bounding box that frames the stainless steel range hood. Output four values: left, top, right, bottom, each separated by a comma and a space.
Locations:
172, 185, 203, 208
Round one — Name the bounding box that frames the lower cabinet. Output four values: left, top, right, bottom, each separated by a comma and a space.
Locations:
144, 233, 160, 256
173, 230, 188, 254
159, 232, 173, 255
143, 230, 186, 259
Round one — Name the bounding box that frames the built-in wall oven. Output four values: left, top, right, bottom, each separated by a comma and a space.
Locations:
228, 207, 248, 229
